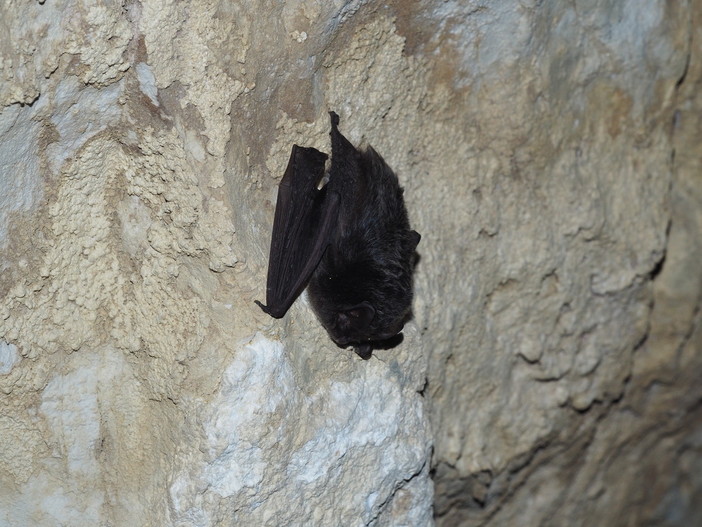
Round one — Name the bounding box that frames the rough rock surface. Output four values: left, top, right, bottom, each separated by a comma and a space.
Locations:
0, 1, 700, 526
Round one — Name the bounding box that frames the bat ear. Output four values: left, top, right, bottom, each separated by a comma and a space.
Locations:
409, 230, 421, 250
338, 301, 376, 332
353, 343, 373, 360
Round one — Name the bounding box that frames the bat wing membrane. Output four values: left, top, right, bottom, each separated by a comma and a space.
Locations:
256, 145, 339, 318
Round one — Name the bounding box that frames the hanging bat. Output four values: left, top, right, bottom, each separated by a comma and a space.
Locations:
255, 112, 420, 359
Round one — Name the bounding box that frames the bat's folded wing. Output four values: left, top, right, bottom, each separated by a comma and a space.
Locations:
256, 145, 339, 318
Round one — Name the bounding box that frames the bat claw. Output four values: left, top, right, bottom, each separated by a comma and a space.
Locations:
255, 300, 285, 319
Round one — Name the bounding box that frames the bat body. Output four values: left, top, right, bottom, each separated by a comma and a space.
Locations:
256, 112, 420, 359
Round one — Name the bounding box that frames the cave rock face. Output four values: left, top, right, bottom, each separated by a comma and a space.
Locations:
0, 1, 700, 526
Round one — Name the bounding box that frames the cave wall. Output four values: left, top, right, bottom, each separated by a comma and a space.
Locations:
0, 1, 700, 526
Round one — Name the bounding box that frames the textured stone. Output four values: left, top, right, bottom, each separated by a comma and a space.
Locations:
1, 0, 701, 526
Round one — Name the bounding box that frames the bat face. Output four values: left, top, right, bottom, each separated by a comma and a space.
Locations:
308, 228, 420, 357
256, 112, 420, 360
309, 283, 406, 346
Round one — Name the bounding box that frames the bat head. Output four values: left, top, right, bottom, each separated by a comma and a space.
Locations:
307, 216, 421, 359
325, 300, 406, 347
313, 297, 409, 349
308, 257, 415, 356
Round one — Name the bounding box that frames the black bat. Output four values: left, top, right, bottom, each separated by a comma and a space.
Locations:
255, 112, 420, 359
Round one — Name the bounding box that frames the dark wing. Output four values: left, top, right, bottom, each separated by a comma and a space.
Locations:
255, 145, 339, 318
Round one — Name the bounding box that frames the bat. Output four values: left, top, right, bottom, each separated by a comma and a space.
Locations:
255, 112, 420, 359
